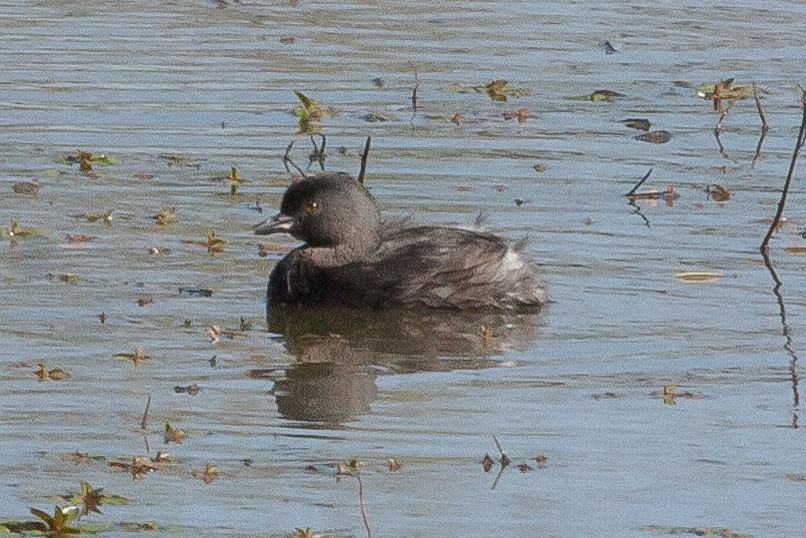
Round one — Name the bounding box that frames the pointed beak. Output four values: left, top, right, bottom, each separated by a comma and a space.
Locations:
252, 212, 294, 235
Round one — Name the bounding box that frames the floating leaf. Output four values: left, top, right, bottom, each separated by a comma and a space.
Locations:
783, 245, 806, 256
29, 505, 80, 536
503, 108, 530, 123
12, 180, 40, 195
164, 422, 185, 444
181, 231, 225, 254
114, 347, 151, 366
674, 271, 723, 283
159, 154, 205, 169
708, 185, 731, 201
696, 78, 754, 100
621, 118, 651, 131
193, 463, 219, 484
634, 130, 671, 144
565, 89, 625, 101
362, 112, 396, 122
36, 362, 70, 381
152, 208, 177, 226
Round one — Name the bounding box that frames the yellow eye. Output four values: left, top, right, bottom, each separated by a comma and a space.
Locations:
304, 201, 318, 216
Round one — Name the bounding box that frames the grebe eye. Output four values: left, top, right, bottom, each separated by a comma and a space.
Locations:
304, 201, 318, 216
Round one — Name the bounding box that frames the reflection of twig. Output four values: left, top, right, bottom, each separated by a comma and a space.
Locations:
715, 98, 738, 132
752, 128, 768, 168
625, 168, 652, 197
140, 393, 152, 430
490, 464, 507, 490
357, 474, 371, 538
410, 62, 419, 112
628, 199, 651, 228
761, 88, 806, 254
752, 82, 769, 167
713, 128, 730, 161
282, 137, 307, 176
309, 134, 326, 171
357, 136, 371, 184
758, 87, 805, 430
283, 135, 328, 175
760, 249, 800, 428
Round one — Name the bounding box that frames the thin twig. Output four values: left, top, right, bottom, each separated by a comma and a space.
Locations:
357, 474, 371, 538
492, 435, 511, 467
753, 81, 769, 133
140, 393, 152, 430
625, 168, 653, 197
761, 87, 806, 253
357, 136, 371, 184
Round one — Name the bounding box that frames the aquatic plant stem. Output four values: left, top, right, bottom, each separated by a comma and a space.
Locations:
761, 88, 806, 254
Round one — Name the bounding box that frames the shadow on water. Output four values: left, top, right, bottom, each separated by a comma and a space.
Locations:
256, 304, 543, 426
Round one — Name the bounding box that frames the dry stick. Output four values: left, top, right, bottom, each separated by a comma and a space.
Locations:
625, 168, 653, 197
140, 393, 152, 430
357, 136, 371, 184
357, 474, 371, 538
761, 88, 806, 254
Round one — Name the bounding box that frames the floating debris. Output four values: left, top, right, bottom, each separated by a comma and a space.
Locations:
159, 153, 205, 169
174, 384, 200, 395
182, 230, 225, 254
152, 208, 177, 226
783, 245, 806, 255
653, 383, 705, 405
446, 80, 529, 101
387, 459, 403, 472
706, 184, 731, 201
674, 271, 723, 283
12, 179, 40, 195
696, 78, 754, 102
362, 112, 395, 122
164, 422, 185, 444
178, 287, 213, 297
193, 463, 219, 484
35, 361, 70, 381
503, 108, 530, 123
635, 130, 672, 144
114, 347, 151, 366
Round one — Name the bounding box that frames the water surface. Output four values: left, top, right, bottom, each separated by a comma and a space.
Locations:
2, 1, 806, 536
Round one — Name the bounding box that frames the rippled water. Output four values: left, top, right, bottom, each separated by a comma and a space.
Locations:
3, 1, 806, 536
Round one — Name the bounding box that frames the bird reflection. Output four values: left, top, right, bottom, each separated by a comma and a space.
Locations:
261, 304, 543, 426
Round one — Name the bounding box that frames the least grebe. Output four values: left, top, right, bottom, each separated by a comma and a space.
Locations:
253, 172, 546, 311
